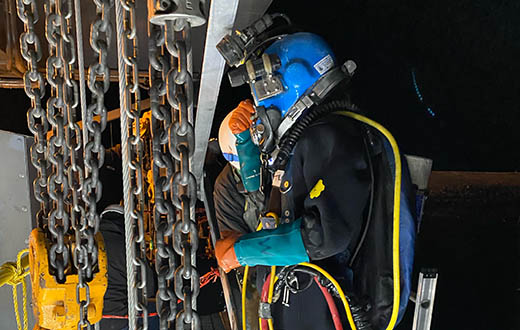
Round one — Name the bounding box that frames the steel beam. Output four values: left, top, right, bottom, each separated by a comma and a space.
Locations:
191, 0, 241, 185
192, 0, 273, 186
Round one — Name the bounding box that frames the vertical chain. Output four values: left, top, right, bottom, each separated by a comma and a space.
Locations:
16, 0, 49, 230
148, 20, 177, 330
114, 0, 147, 329
149, 1, 202, 328
18, 0, 108, 328
43, 0, 74, 284
166, 19, 200, 330
74, 0, 113, 328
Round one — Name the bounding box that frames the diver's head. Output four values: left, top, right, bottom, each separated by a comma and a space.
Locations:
218, 15, 355, 154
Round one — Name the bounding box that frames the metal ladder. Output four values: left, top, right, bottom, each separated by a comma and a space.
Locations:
411, 269, 439, 330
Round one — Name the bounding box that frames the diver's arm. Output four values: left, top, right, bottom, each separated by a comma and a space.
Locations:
216, 117, 371, 270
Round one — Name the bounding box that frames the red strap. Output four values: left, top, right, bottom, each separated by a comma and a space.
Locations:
103, 268, 221, 319
102, 312, 158, 319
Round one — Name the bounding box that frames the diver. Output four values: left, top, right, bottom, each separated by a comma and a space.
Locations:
213, 14, 417, 330
97, 146, 160, 330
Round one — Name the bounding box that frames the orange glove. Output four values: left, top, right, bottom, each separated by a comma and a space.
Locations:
215, 231, 242, 273
229, 99, 255, 134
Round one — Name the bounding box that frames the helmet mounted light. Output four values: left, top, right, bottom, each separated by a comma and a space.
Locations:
216, 13, 291, 67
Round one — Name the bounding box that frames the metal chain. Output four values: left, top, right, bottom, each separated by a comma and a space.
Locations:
149, 1, 201, 328
18, 0, 108, 327
166, 18, 200, 330
72, 0, 113, 328
44, 0, 76, 284
57, 0, 93, 328
16, 0, 49, 230
114, 0, 148, 329
149, 21, 177, 330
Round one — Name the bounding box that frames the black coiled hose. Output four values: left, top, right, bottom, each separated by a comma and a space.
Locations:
272, 99, 360, 171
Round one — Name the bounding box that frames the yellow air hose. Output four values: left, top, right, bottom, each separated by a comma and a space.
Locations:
242, 265, 250, 330
336, 111, 402, 330
299, 262, 356, 328
244, 111, 402, 330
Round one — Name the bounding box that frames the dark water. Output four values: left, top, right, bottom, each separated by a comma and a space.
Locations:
396, 185, 520, 330
214, 0, 520, 171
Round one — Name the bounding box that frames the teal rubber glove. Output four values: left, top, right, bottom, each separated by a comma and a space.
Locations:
235, 130, 261, 192
234, 219, 310, 266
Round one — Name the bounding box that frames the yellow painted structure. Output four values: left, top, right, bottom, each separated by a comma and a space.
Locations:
28, 229, 108, 330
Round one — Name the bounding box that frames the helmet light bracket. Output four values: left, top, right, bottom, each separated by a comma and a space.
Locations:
228, 53, 282, 88
251, 74, 284, 102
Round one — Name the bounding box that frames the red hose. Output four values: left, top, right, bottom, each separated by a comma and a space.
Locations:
260, 274, 343, 330
102, 312, 158, 319
260, 273, 272, 330
314, 277, 343, 330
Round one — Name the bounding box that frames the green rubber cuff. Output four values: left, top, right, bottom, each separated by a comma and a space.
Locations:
234, 219, 310, 266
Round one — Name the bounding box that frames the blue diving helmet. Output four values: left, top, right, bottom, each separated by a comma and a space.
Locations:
220, 21, 356, 154
230, 32, 353, 153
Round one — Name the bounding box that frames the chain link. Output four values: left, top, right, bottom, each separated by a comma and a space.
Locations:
19, 1, 201, 328
16, 0, 50, 230
18, 0, 108, 328
72, 0, 114, 328
115, 0, 148, 328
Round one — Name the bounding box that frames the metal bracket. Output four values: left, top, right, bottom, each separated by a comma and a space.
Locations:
251, 74, 284, 102
258, 302, 272, 319
412, 269, 438, 330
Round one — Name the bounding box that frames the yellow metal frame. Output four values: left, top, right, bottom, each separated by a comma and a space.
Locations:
29, 229, 108, 330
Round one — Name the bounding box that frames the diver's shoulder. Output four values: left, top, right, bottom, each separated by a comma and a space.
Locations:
304, 113, 363, 138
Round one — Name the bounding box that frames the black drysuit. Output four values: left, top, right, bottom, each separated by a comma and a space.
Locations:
214, 114, 379, 329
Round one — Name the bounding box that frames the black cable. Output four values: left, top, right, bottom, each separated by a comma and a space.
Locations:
271, 13, 292, 25
349, 132, 375, 267
284, 269, 314, 294
242, 14, 298, 62
274, 265, 374, 329
244, 34, 288, 62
